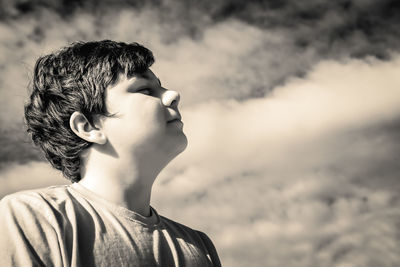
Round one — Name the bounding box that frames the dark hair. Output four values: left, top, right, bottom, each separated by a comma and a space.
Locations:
24, 40, 155, 182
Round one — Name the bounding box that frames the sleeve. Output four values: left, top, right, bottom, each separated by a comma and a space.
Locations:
0, 194, 64, 267
197, 231, 222, 267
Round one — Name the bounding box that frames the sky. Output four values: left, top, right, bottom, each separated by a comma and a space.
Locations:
1, 0, 400, 266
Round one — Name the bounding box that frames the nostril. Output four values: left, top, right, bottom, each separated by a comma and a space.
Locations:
162, 90, 180, 107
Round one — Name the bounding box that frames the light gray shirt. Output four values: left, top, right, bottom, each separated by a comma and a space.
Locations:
0, 183, 221, 266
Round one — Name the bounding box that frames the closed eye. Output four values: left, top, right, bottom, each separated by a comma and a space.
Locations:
136, 88, 152, 95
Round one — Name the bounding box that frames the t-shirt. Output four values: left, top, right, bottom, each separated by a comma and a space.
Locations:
0, 183, 221, 267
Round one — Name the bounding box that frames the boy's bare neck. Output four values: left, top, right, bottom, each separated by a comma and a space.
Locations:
78, 163, 156, 217
77, 139, 172, 217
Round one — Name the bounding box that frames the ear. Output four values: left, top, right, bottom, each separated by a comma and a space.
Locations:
69, 111, 107, 145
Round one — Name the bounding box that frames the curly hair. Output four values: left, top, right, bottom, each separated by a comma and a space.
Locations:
24, 40, 155, 182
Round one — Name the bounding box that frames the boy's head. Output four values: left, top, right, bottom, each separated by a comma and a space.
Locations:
24, 40, 155, 182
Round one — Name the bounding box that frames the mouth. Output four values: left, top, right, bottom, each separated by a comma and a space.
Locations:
167, 113, 182, 123
167, 118, 182, 123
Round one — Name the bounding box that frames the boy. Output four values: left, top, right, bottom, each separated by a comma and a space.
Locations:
0, 40, 221, 266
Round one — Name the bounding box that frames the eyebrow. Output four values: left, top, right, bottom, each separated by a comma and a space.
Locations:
137, 71, 162, 87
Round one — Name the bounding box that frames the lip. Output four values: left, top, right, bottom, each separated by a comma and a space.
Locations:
167, 114, 182, 123
167, 118, 182, 124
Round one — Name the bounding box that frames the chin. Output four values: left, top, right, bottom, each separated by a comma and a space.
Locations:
168, 132, 188, 157
178, 135, 188, 153
175, 133, 188, 154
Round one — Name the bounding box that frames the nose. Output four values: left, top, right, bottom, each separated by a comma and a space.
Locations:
162, 90, 180, 108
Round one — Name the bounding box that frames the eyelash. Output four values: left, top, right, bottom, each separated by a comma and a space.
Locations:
137, 88, 151, 95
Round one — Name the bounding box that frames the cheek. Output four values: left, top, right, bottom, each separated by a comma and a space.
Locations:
104, 96, 167, 141
123, 99, 167, 142
116, 96, 164, 123
137, 98, 166, 125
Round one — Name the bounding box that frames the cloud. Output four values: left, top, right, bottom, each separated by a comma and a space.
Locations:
158, 55, 400, 185
1, 1, 400, 166
1, 52, 399, 266
0, 2, 400, 266
151, 55, 400, 266
0, 161, 66, 198
0, 11, 317, 166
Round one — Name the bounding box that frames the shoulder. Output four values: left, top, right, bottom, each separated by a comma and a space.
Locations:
0, 185, 73, 221
0, 185, 78, 244
1, 185, 71, 205
159, 215, 221, 266
159, 215, 215, 249
0, 186, 75, 266
159, 215, 199, 234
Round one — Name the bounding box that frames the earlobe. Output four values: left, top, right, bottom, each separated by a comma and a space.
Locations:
90, 131, 107, 145
69, 111, 107, 145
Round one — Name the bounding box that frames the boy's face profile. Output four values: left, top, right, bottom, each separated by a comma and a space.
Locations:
98, 68, 188, 160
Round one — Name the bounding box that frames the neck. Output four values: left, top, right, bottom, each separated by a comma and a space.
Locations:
78, 151, 163, 217
78, 175, 153, 216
